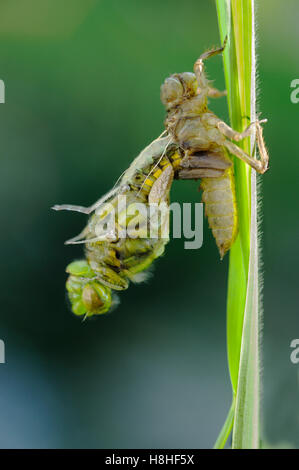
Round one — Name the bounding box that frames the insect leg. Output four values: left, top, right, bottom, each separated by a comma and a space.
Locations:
223, 128, 269, 174
194, 37, 227, 90
219, 119, 269, 173
208, 87, 227, 98
52, 196, 111, 215
52, 203, 94, 214
52, 185, 124, 215
217, 119, 267, 141
255, 121, 270, 173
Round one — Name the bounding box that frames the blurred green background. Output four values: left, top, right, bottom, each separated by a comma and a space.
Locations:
0, 0, 298, 448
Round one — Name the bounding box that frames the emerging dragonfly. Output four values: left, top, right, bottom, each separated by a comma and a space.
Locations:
53, 40, 269, 318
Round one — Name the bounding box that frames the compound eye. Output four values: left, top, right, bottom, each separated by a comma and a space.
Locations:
160, 77, 183, 109
180, 72, 198, 96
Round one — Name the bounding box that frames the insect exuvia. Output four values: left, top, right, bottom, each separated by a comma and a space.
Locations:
53, 39, 269, 318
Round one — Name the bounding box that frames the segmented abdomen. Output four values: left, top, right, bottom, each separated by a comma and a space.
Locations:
200, 167, 238, 258
85, 149, 182, 290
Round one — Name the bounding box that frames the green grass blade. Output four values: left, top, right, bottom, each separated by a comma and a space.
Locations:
213, 400, 235, 449
216, 0, 251, 396
232, 0, 260, 448
215, 0, 262, 449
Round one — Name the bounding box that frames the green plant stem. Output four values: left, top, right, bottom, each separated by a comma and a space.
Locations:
215, 0, 261, 449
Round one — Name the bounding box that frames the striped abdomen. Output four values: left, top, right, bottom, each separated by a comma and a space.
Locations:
178, 148, 238, 258
84, 148, 183, 290
200, 166, 238, 258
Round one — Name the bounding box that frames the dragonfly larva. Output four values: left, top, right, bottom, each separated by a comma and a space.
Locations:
160, 39, 269, 257
54, 39, 269, 318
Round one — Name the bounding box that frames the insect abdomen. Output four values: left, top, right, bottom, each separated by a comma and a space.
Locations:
200, 167, 238, 258
84, 150, 183, 292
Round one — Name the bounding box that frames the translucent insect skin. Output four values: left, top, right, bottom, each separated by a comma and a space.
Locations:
161, 73, 238, 258
160, 41, 269, 258
54, 40, 269, 317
